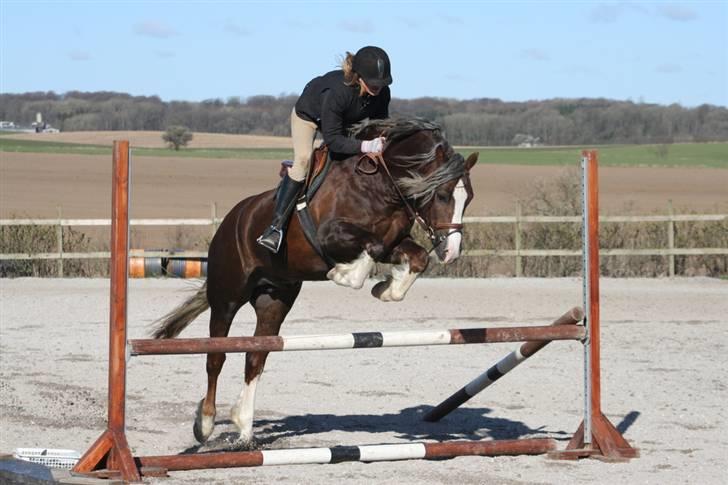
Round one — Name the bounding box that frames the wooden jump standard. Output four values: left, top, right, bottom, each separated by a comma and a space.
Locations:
548, 151, 638, 461
426, 152, 637, 461
73, 143, 634, 481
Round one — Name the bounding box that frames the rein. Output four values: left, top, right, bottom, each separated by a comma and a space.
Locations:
357, 152, 464, 250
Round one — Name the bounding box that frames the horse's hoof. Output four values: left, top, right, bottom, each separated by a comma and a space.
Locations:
372, 279, 393, 301
232, 437, 260, 451
193, 399, 216, 443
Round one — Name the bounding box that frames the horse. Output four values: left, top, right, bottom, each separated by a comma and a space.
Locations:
151, 118, 478, 448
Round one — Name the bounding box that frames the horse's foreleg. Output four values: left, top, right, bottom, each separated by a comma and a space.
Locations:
194, 305, 239, 443
320, 220, 384, 289
372, 237, 429, 302
231, 284, 301, 448
327, 250, 376, 289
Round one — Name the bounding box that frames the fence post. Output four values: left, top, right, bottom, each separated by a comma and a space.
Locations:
211, 202, 218, 239
57, 206, 64, 278
515, 201, 522, 277
667, 200, 675, 277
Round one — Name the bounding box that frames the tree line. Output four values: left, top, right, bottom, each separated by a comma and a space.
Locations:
1, 91, 726, 145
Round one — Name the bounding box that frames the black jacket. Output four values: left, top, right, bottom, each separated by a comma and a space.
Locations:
295, 70, 390, 156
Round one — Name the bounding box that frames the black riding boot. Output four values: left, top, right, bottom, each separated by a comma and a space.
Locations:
257, 175, 304, 253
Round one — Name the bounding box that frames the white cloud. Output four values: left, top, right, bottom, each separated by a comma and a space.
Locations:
589, 3, 648, 23
657, 4, 698, 22
134, 21, 178, 39
68, 50, 90, 61
338, 19, 374, 34
441, 14, 463, 25
656, 63, 683, 73
568, 64, 601, 76
225, 20, 249, 36
521, 48, 549, 61
397, 16, 420, 29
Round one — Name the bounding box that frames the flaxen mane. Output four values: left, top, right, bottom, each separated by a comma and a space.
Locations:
351, 118, 467, 205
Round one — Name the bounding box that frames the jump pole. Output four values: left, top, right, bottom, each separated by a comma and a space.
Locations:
423, 306, 584, 422
129, 323, 585, 355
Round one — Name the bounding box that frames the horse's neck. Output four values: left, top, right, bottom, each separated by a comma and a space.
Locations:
325, 159, 411, 221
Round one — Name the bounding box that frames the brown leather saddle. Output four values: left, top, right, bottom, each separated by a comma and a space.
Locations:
277, 145, 335, 266
279, 144, 332, 201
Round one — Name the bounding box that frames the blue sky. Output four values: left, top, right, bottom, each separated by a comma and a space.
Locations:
1, 1, 726, 107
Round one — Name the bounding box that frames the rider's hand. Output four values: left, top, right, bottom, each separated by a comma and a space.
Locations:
360, 137, 386, 154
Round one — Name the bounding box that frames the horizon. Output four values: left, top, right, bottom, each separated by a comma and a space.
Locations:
1, 1, 726, 108
3, 89, 726, 109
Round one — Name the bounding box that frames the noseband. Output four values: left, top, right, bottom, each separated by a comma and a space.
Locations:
357, 153, 464, 250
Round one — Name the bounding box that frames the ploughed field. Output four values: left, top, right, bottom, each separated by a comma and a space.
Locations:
1, 131, 725, 262
2, 148, 727, 220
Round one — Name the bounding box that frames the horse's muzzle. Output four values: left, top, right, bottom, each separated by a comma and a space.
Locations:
434, 230, 463, 264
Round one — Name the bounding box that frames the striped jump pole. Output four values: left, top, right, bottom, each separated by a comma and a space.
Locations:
424, 306, 584, 422
137, 438, 556, 472
129, 323, 585, 356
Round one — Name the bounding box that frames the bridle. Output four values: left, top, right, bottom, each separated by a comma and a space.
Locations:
356, 152, 467, 251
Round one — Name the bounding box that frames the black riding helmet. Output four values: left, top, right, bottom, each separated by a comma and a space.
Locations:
352, 46, 392, 88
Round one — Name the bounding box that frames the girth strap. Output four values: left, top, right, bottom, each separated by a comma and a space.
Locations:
295, 196, 336, 269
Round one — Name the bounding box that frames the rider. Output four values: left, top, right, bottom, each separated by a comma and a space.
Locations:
257, 45, 393, 253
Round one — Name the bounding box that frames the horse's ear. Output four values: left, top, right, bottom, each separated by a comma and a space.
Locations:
465, 152, 479, 170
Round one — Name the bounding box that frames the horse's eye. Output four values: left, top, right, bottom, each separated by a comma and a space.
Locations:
436, 192, 450, 203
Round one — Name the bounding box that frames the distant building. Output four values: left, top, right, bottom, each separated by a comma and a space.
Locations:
512, 133, 543, 147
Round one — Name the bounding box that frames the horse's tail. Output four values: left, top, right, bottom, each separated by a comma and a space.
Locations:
151, 282, 209, 339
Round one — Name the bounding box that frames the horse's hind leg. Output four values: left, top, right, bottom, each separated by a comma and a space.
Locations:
194, 301, 244, 443
231, 283, 301, 447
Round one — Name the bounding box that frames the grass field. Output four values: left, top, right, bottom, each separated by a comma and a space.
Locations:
457, 143, 728, 168
0, 138, 290, 160
1, 135, 726, 167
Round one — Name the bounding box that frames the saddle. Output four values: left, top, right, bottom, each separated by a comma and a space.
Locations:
277, 145, 336, 267
278, 144, 332, 200
304, 144, 332, 200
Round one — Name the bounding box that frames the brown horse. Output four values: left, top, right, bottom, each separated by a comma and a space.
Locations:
152, 118, 478, 447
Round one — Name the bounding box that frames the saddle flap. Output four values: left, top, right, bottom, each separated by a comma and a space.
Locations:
303, 144, 333, 201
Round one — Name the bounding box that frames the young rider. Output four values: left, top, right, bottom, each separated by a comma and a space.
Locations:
257, 46, 393, 253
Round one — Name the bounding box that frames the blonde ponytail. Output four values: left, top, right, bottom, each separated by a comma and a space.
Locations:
340, 51, 359, 86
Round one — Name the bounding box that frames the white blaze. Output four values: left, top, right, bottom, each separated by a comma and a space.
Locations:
442, 179, 467, 263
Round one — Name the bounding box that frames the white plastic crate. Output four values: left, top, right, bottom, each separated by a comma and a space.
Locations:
13, 448, 81, 469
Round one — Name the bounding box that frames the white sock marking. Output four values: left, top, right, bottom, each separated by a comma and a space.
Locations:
327, 251, 374, 289
231, 374, 259, 443
375, 261, 419, 301
199, 412, 216, 440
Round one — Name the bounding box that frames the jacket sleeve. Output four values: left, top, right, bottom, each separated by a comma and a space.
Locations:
320, 88, 361, 155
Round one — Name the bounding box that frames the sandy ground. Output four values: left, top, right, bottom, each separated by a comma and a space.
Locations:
2, 152, 727, 222
2, 131, 293, 149
0, 277, 726, 484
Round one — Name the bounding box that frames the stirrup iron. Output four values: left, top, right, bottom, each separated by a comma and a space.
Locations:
257, 225, 284, 253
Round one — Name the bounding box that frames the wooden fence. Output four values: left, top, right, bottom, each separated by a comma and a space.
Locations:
1, 206, 726, 277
